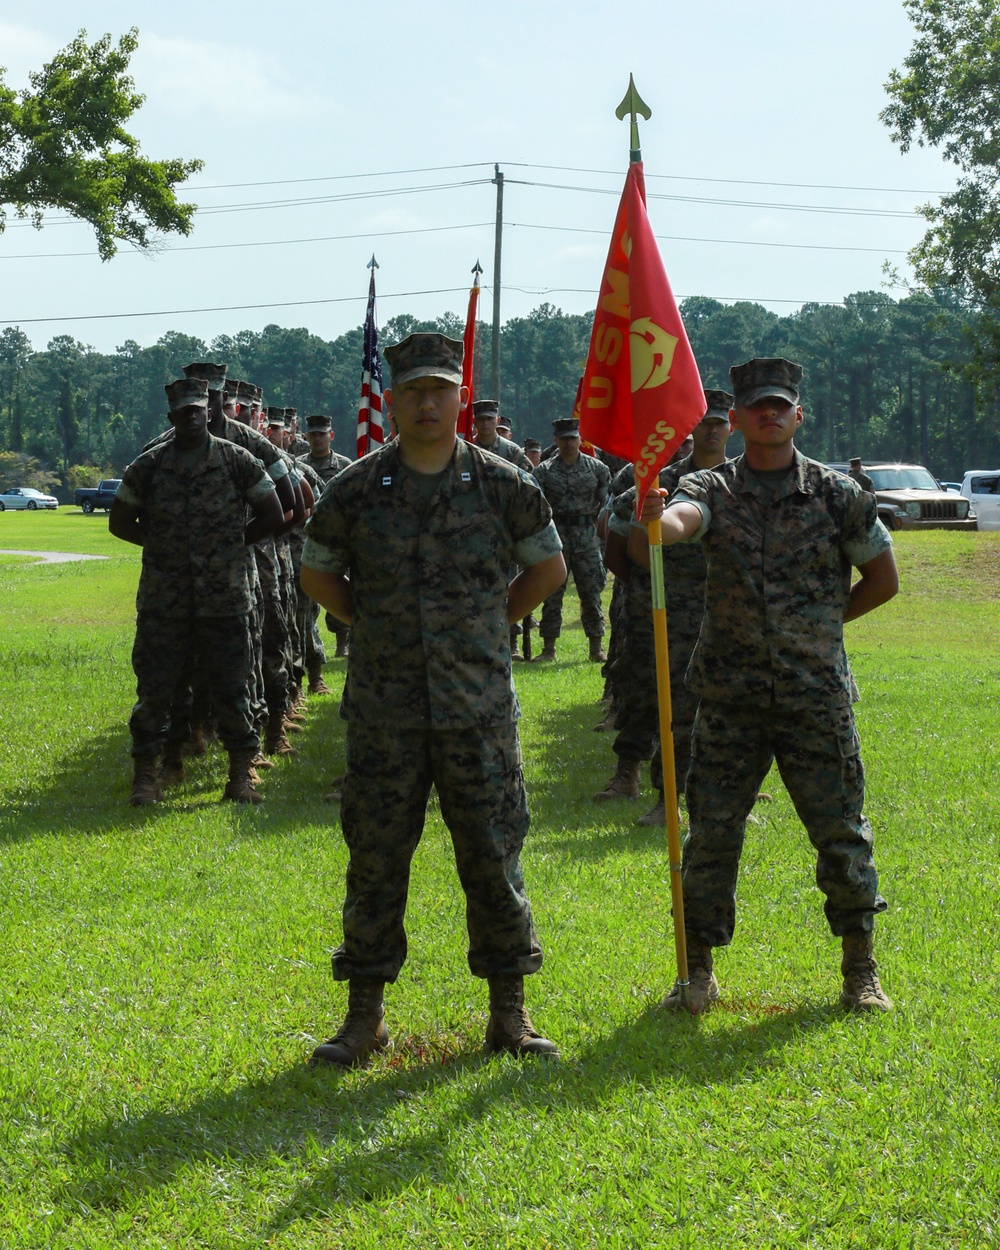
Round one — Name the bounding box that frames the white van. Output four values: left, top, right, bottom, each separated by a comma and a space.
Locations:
961, 471, 1000, 531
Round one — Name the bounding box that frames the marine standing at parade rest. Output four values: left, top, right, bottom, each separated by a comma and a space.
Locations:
472, 399, 534, 471
634, 357, 898, 1014
600, 390, 733, 821
286, 409, 310, 457
299, 414, 353, 661
300, 332, 567, 1067
532, 416, 612, 662
848, 457, 875, 495
109, 378, 284, 805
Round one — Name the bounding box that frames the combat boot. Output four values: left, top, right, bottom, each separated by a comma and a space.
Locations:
588, 636, 607, 663
182, 724, 207, 756
223, 749, 264, 804
593, 758, 641, 801
264, 723, 297, 757
592, 707, 617, 732
533, 639, 557, 663
484, 975, 558, 1058
127, 755, 161, 806
310, 980, 389, 1067
637, 791, 666, 826
661, 940, 720, 1014
251, 750, 273, 771
840, 932, 893, 1012
159, 742, 185, 787
307, 664, 332, 696
334, 637, 350, 658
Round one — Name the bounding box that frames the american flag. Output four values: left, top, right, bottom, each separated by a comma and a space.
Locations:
357, 260, 385, 458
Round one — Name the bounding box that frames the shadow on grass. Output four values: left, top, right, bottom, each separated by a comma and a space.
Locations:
0, 669, 350, 847
59, 996, 836, 1232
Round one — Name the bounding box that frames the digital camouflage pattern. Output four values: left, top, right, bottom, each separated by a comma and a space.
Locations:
474, 432, 534, 473
116, 435, 276, 618
299, 447, 352, 489
683, 699, 887, 945
608, 455, 735, 785
303, 437, 558, 730
332, 721, 542, 982
533, 451, 612, 640
729, 356, 803, 407
673, 450, 891, 713
129, 613, 257, 757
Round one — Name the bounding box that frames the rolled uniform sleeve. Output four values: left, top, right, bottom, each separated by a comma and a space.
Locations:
115, 471, 143, 509
245, 474, 278, 508
302, 481, 351, 576
513, 520, 562, 566
666, 490, 712, 541
502, 471, 562, 565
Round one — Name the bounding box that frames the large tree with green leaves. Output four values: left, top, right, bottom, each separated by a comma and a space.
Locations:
882, 0, 1000, 302
0, 28, 201, 259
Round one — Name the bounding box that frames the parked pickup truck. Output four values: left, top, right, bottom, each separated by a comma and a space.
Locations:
75, 480, 121, 513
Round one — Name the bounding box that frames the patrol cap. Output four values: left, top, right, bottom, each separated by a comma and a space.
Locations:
472, 399, 499, 418
849, 456, 863, 467
306, 414, 332, 431
524, 437, 542, 451
235, 380, 256, 402
183, 361, 227, 392
384, 332, 464, 387
266, 406, 285, 429
497, 418, 512, 433
165, 378, 209, 411
702, 388, 734, 420
552, 417, 580, 438
224, 376, 245, 396
729, 357, 802, 408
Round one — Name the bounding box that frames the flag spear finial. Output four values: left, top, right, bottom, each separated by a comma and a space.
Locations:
472, 258, 483, 276
615, 74, 651, 163
368, 253, 379, 270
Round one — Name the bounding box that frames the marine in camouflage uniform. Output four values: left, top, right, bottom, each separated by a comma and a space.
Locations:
532, 416, 612, 661
109, 377, 282, 806
285, 408, 310, 457
299, 413, 353, 669
472, 399, 534, 472
601, 392, 734, 819
301, 332, 566, 1066
639, 358, 898, 1015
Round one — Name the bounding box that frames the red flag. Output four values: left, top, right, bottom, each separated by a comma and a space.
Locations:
357, 265, 386, 458
457, 266, 481, 441
578, 162, 705, 515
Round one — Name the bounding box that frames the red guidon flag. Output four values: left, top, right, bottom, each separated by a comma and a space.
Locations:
579, 161, 705, 515
457, 266, 482, 441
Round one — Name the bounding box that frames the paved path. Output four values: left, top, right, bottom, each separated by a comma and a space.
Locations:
0, 549, 109, 564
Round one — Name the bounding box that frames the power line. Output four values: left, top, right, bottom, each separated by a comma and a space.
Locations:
0, 222, 494, 262
0, 287, 471, 327
509, 222, 907, 256
186, 162, 495, 192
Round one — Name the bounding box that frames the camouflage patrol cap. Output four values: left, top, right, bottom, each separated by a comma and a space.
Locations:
266, 406, 285, 429
306, 414, 332, 431
524, 438, 542, 451
235, 380, 256, 402
702, 388, 734, 420
497, 418, 512, 433
224, 376, 246, 397
384, 332, 464, 387
164, 378, 209, 411
472, 399, 499, 418
552, 417, 580, 438
183, 361, 227, 392
729, 358, 802, 408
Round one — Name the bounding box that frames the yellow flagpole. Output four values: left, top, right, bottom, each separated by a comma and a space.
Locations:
647, 519, 689, 1002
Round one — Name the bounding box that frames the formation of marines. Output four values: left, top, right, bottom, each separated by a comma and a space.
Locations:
109, 332, 897, 1066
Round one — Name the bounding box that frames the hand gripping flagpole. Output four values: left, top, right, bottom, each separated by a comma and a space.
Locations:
616, 77, 690, 1007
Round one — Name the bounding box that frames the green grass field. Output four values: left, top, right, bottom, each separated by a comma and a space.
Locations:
1, 511, 998, 1248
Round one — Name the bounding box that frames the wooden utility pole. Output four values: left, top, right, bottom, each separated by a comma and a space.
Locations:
491, 163, 504, 398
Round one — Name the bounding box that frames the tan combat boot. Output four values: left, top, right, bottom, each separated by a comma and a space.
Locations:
159, 742, 185, 787
533, 639, 557, 662
840, 932, 893, 1012
588, 636, 607, 663
223, 749, 264, 804
637, 791, 666, 826
127, 756, 161, 806
310, 980, 389, 1067
182, 724, 207, 756
661, 940, 720, 1014
593, 758, 641, 801
265, 724, 297, 757
307, 664, 332, 695
484, 975, 558, 1058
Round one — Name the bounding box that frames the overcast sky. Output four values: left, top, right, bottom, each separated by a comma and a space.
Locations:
1, 1, 956, 355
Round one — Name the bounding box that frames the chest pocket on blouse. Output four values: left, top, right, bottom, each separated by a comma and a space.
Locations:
444, 514, 508, 589
352, 519, 411, 591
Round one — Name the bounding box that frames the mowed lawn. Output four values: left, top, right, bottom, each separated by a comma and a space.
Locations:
0, 511, 997, 1249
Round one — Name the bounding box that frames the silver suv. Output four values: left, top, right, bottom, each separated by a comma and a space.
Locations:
828, 462, 976, 531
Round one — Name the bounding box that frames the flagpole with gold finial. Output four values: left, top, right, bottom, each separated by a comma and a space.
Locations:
616, 76, 690, 1007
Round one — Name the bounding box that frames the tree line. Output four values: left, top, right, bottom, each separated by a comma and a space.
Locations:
0, 287, 997, 497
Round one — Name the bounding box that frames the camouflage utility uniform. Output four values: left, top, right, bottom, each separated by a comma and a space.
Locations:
116, 436, 277, 758
608, 455, 735, 791
671, 450, 891, 945
533, 452, 611, 644
302, 437, 562, 982
475, 433, 534, 473
300, 446, 353, 655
